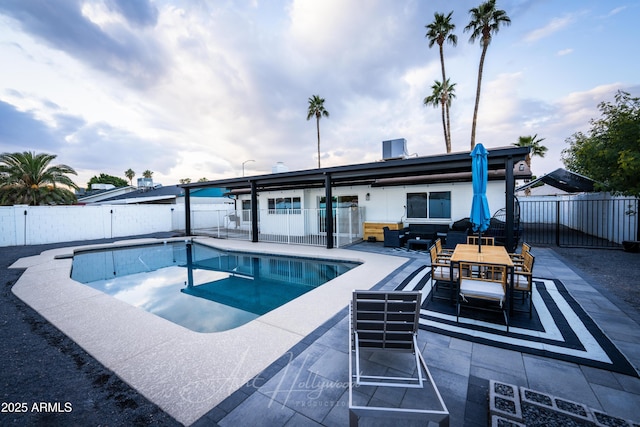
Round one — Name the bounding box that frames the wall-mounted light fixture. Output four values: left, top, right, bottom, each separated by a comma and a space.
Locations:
365, 192, 370, 201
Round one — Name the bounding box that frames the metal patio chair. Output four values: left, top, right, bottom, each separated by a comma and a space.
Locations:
351, 290, 424, 388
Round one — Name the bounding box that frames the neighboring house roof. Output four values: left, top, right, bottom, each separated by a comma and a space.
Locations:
516, 168, 596, 194
182, 145, 532, 193
91, 185, 185, 204
88, 185, 230, 205
77, 186, 137, 204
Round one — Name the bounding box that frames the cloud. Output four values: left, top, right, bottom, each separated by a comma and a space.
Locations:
0, 100, 59, 152
105, 0, 158, 28
0, 0, 166, 88
556, 48, 573, 56
524, 15, 575, 43
606, 6, 627, 17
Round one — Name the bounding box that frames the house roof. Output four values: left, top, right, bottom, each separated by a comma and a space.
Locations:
91, 185, 184, 204
516, 168, 596, 193
182, 145, 532, 193
76, 186, 137, 203
89, 185, 230, 204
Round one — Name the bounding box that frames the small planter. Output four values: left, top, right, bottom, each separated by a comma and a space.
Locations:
622, 241, 640, 253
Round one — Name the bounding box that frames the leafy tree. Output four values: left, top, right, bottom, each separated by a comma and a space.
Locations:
424, 79, 457, 153
562, 90, 640, 196
142, 170, 153, 178
179, 178, 191, 184
306, 95, 330, 168
465, 0, 511, 149
197, 177, 208, 182
87, 173, 128, 189
425, 11, 457, 151
513, 134, 548, 168
125, 168, 135, 185
0, 151, 78, 205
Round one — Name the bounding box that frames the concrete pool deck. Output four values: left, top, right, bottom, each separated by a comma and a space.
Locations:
8, 237, 640, 426
10, 236, 408, 426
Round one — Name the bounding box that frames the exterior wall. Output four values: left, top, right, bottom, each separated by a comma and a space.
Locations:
0, 204, 229, 247
237, 180, 506, 227
519, 193, 639, 244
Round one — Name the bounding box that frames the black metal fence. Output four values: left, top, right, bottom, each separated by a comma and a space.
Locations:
519, 196, 639, 248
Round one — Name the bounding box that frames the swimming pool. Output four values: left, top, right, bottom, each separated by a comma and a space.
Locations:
71, 240, 359, 333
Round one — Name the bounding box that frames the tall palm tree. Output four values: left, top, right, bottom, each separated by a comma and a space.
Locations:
0, 151, 78, 205
306, 95, 330, 168
425, 11, 457, 150
125, 168, 135, 185
424, 79, 457, 153
464, 0, 511, 149
142, 170, 153, 178
513, 134, 548, 167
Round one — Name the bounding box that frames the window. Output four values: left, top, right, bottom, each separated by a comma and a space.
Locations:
268, 197, 301, 214
429, 192, 451, 219
318, 195, 358, 208
406, 191, 451, 219
241, 200, 252, 221
407, 193, 427, 218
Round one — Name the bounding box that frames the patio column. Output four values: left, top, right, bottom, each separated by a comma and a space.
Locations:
505, 156, 515, 251
325, 173, 334, 249
184, 187, 191, 236
251, 180, 259, 242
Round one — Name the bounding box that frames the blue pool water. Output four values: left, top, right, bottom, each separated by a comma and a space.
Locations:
71, 241, 359, 333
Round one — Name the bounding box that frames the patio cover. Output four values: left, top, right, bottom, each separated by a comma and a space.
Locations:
182, 146, 531, 249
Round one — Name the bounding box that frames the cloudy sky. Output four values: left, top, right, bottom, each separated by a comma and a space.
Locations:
1, 0, 638, 188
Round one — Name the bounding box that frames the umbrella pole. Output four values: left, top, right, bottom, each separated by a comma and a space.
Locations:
478, 231, 482, 253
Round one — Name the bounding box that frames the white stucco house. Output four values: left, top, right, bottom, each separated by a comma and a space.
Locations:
181, 144, 531, 250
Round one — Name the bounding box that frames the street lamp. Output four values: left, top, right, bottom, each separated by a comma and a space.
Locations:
242, 159, 255, 177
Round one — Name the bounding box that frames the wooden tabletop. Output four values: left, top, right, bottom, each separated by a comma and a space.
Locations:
451, 244, 514, 266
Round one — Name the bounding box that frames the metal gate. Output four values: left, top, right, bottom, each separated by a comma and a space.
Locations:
519, 196, 639, 248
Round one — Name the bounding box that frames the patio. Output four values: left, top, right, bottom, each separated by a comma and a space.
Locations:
2, 236, 640, 426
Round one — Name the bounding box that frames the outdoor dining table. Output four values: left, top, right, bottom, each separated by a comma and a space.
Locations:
448, 244, 515, 314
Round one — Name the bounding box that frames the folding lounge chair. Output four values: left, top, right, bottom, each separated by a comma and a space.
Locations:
351, 290, 424, 388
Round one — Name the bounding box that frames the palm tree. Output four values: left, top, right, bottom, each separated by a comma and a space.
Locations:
142, 170, 153, 179
464, 0, 511, 149
306, 95, 330, 168
513, 134, 547, 195
425, 11, 457, 150
125, 168, 135, 185
513, 134, 548, 167
0, 151, 78, 205
424, 79, 457, 153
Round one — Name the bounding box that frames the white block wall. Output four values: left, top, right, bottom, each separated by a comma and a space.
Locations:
0, 204, 229, 247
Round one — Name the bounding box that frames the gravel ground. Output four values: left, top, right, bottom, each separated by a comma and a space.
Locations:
1, 236, 638, 426
551, 245, 640, 320
0, 234, 181, 427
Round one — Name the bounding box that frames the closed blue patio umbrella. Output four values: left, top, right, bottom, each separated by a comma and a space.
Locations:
470, 143, 491, 252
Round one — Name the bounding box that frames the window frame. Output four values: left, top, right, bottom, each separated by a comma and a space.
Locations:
267, 196, 301, 214
405, 191, 451, 220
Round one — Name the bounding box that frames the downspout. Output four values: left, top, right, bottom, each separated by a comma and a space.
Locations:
325, 174, 334, 249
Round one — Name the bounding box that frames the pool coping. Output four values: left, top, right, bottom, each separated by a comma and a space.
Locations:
10, 237, 409, 425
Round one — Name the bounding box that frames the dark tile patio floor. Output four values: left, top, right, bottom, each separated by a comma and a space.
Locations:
194, 242, 640, 427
